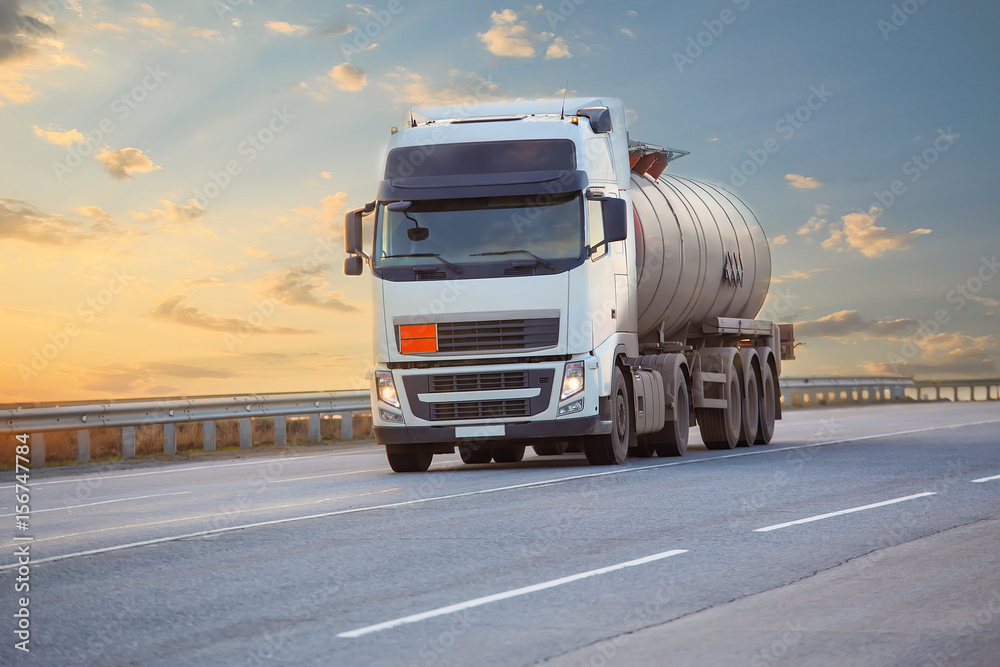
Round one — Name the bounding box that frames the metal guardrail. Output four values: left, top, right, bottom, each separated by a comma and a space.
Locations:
3, 391, 371, 467
780, 377, 1000, 407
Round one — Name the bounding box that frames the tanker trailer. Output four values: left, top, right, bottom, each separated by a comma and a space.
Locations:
343, 97, 795, 472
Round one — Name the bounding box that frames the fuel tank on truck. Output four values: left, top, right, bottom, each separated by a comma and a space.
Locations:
630, 171, 772, 344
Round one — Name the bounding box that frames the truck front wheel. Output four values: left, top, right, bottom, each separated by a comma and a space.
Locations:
585, 365, 632, 465
386, 449, 433, 472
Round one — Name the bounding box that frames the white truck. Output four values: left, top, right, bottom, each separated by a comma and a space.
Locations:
344, 97, 795, 472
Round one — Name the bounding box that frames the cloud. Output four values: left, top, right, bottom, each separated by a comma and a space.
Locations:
267, 265, 359, 312
379, 68, 501, 109
797, 204, 829, 236
770, 268, 828, 284
95, 22, 125, 32
95, 147, 161, 179
795, 309, 918, 341
79, 361, 237, 394
1, 198, 138, 244
152, 296, 317, 334
329, 62, 366, 91
785, 173, 822, 189
33, 125, 84, 146
822, 207, 931, 257
862, 333, 1000, 378
289, 192, 348, 230
132, 199, 205, 225
0, 0, 54, 63
182, 26, 219, 39
479, 9, 539, 58
0, 2, 81, 105
772, 234, 788, 246
619, 27, 635, 39
320, 171, 331, 179
545, 36, 571, 59
265, 21, 309, 35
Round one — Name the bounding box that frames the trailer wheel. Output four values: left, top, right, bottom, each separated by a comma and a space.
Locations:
630, 436, 657, 458
459, 444, 493, 464
492, 445, 525, 463
386, 449, 433, 472
698, 362, 742, 450
737, 365, 760, 447
585, 365, 632, 465
532, 440, 568, 456
755, 363, 777, 445
654, 367, 690, 457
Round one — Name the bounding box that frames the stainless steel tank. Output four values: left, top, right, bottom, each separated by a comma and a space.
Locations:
631, 172, 771, 343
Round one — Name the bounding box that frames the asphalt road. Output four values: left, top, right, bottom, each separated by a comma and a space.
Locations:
1, 401, 999, 666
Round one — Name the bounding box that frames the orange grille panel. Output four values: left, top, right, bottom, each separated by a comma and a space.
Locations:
399, 324, 437, 353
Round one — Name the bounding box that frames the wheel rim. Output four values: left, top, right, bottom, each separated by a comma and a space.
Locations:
728, 377, 740, 433
615, 388, 628, 440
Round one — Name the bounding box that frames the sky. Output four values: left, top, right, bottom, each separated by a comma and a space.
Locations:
1, 0, 998, 403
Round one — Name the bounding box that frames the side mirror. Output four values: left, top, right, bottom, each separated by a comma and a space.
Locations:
344, 255, 363, 276
601, 198, 628, 243
344, 209, 364, 255
344, 201, 376, 256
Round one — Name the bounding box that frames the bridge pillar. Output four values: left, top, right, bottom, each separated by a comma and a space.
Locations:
203, 421, 216, 452
163, 423, 176, 455
339, 412, 353, 440
274, 416, 286, 445
77, 430, 90, 462
122, 426, 136, 458
239, 418, 253, 449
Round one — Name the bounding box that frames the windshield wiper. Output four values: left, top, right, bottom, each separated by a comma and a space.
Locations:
470, 249, 555, 270
380, 253, 463, 274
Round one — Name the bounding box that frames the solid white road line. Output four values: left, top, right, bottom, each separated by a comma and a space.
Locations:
0, 453, 353, 489
971, 473, 1000, 483
0, 491, 191, 518
271, 468, 384, 483
5, 419, 996, 569
753, 492, 937, 532
337, 549, 688, 639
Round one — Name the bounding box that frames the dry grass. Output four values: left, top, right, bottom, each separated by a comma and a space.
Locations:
0, 413, 372, 467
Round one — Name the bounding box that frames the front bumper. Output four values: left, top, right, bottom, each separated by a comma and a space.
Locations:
374, 413, 609, 446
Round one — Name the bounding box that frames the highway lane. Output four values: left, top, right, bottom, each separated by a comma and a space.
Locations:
0, 401, 998, 665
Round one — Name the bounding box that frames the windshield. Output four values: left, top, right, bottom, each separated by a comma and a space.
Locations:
373, 193, 583, 269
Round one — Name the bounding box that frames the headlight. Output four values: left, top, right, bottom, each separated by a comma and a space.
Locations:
375, 370, 400, 408
560, 361, 585, 400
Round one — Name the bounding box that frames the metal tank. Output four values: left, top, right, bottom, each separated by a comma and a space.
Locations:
630, 171, 771, 344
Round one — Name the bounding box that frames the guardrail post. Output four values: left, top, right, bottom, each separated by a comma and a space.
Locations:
203, 421, 216, 452
339, 412, 353, 440
122, 426, 136, 458
31, 434, 45, 467
77, 430, 90, 462
274, 416, 286, 446
239, 418, 252, 449
163, 423, 176, 455
309, 414, 321, 442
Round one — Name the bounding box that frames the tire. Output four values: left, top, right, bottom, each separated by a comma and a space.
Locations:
698, 361, 742, 450
532, 440, 569, 456
585, 365, 632, 465
459, 444, 493, 464
737, 365, 760, 447
492, 445, 525, 463
653, 368, 690, 457
630, 437, 657, 458
755, 363, 777, 445
386, 449, 433, 472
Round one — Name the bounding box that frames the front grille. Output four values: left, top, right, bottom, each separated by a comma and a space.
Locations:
436, 318, 559, 352
431, 371, 528, 393
430, 399, 529, 421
